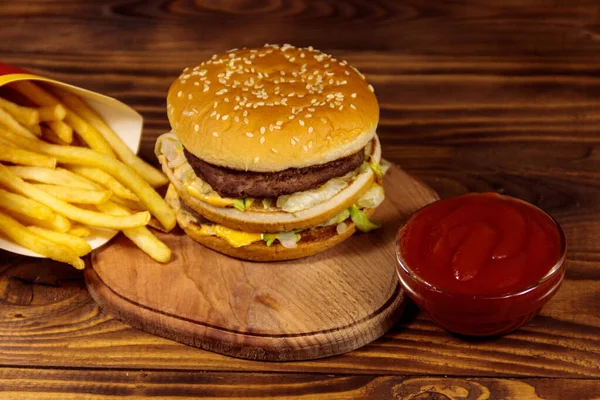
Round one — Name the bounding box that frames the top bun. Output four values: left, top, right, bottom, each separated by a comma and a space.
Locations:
167, 44, 379, 172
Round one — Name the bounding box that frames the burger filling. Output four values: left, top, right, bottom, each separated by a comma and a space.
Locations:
183, 148, 364, 198
165, 183, 386, 249
156, 132, 384, 214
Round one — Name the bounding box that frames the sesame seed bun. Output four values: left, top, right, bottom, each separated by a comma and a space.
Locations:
167, 44, 379, 172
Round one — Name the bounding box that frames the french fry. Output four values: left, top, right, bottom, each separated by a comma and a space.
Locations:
26, 226, 91, 257
8, 166, 99, 189
67, 224, 91, 237
9, 81, 115, 156
0, 210, 84, 269
0, 129, 176, 231
97, 201, 171, 263
28, 123, 42, 136
33, 183, 112, 205
0, 143, 57, 168
147, 217, 172, 233
48, 86, 168, 187
38, 104, 67, 121
67, 166, 138, 201
11, 212, 71, 233
0, 107, 38, 138
0, 135, 18, 148
0, 97, 39, 126
0, 188, 54, 220
0, 163, 151, 230
111, 195, 146, 211
41, 126, 69, 145
45, 120, 73, 143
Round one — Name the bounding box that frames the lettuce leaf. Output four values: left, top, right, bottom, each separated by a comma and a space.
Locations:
356, 184, 385, 209
349, 205, 381, 232
368, 157, 383, 182
233, 198, 246, 212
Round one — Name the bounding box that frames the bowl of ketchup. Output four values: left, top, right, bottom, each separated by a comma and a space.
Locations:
396, 192, 567, 337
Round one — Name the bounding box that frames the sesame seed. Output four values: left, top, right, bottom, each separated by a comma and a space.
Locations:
271, 148, 278, 153
269, 124, 274, 131
291, 138, 296, 145
288, 115, 295, 120
222, 115, 229, 120
260, 127, 266, 134
305, 114, 312, 118
254, 157, 259, 163
194, 82, 200, 86
194, 124, 199, 132
293, 136, 300, 142
299, 120, 305, 126
260, 137, 265, 144
351, 93, 357, 98
339, 105, 344, 110
276, 120, 283, 126
303, 145, 308, 151
246, 132, 254, 137
212, 132, 219, 137
177, 91, 182, 97
368, 84, 374, 92
210, 111, 216, 117
244, 118, 249, 124
308, 126, 314, 133
224, 97, 230, 102
350, 104, 356, 109
308, 141, 313, 149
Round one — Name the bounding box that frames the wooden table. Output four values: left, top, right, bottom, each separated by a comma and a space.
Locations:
2, 0, 600, 398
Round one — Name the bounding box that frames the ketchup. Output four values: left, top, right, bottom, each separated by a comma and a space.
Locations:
400, 192, 562, 296
396, 192, 566, 336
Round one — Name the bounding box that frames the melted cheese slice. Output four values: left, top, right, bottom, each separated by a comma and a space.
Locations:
198, 224, 263, 248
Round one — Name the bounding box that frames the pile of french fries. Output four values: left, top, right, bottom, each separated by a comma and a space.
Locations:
0, 80, 175, 269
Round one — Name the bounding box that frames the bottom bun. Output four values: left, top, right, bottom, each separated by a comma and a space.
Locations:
167, 186, 366, 262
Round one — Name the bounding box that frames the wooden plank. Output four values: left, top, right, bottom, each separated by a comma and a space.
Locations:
0, 368, 599, 399
0, 0, 599, 57
84, 166, 424, 361
0, 254, 599, 376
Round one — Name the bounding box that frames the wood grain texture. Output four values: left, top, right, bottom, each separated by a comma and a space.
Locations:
1, 257, 599, 377
84, 166, 432, 361
2, 0, 600, 396
1, 369, 600, 399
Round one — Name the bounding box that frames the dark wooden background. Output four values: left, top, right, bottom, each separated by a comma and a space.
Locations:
2, 0, 600, 398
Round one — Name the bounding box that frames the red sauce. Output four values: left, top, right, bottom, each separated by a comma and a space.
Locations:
399, 193, 562, 296
396, 192, 566, 336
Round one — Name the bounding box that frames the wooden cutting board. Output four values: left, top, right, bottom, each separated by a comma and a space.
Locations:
85, 165, 438, 361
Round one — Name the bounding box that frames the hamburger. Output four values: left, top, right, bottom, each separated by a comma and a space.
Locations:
155, 44, 389, 261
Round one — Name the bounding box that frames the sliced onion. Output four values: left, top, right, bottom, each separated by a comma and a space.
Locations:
277, 232, 299, 248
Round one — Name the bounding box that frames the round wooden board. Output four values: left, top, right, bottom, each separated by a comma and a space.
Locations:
85, 165, 438, 361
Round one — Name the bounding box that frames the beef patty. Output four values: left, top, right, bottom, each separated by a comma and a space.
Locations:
184, 148, 365, 198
